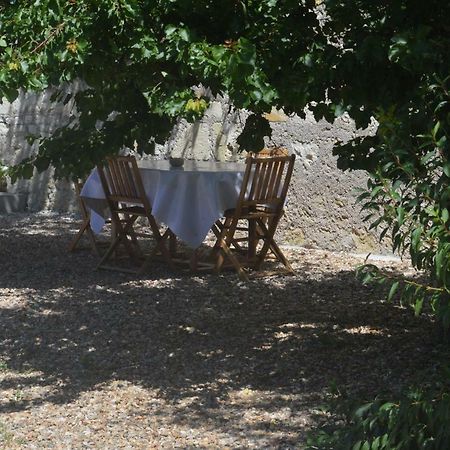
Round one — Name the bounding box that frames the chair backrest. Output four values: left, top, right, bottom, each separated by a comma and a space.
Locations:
97, 156, 150, 209
252, 147, 289, 157
237, 154, 296, 214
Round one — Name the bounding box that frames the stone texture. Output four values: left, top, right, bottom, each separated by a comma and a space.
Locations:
0, 92, 389, 253
0, 192, 27, 213
266, 110, 381, 252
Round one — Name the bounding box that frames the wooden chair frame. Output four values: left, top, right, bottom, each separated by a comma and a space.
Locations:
68, 180, 106, 256
213, 154, 296, 280
96, 156, 174, 273
211, 148, 290, 255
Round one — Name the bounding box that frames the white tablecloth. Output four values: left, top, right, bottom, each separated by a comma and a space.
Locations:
80, 159, 246, 248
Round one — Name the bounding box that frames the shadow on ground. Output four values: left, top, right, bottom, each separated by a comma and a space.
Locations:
0, 214, 444, 447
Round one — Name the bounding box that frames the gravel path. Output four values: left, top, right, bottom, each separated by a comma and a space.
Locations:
0, 213, 439, 449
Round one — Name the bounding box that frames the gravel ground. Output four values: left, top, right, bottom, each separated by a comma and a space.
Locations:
0, 213, 442, 449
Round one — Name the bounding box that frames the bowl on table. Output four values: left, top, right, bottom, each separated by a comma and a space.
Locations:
169, 157, 184, 168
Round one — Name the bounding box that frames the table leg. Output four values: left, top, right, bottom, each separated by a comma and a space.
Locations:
169, 230, 177, 257
189, 248, 198, 272
248, 218, 257, 261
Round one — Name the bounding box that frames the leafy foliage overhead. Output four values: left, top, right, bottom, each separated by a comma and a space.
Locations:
0, 0, 322, 179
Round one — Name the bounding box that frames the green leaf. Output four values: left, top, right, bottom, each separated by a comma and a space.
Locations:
379, 402, 395, 411
397, 206, 405, 226
387, 281, 400, 302
435, 247, 445, 280
369, 216, 383, 230
22, 164, 34, 179
370, 186, 384, 198
211, 46, 227, 61
392, 179, 402, 192
356, 191, 371, 203
420, 151, 436, 165
236, 114, 272, 153
414, 296, 424, 316
178, 28, 190, 42
361, 440, 370, 450
444, 163, 450, 178
411, 227, 422, 254
354, 403, 372, 419
371, 436, 380, 450
432, 121, 441, 138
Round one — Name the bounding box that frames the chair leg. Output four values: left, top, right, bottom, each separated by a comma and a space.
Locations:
169, 230, 177, 257
137, 227, 174, 274
154, 227, 175, 269
213, 218, 245, 252
86, 226, 101, 257
97, 233, 125, 270
268, 239, 295, 273
189, 248, 199, 272
248, 218, 257, 259
97, 214, 139, 271
254, 218, 295, 274
214, 219, 249, 281
100, 214, 174, 275
124, 214, 143, 258
119, 215, 141, 262
68, 216, 102, 256
220, 244, 249, 281
213, 219, 229, 272
69, 180, 103, 256
68, 217, 89, 252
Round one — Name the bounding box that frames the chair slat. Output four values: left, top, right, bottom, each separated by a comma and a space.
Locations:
107, 162, 119, 196
119, 160, 129, 196
253, 161, 266, 200
115, 159, 127, 196
115, 160, 126, 196
266, 160, 280, 200
123, 162, 136, 198
271, 161, 285, 203
260, 160, 275, 202
248, 160, 261, 201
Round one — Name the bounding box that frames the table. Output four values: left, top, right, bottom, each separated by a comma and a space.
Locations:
80, 159, 246, 248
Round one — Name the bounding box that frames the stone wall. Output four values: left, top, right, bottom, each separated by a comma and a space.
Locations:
0, 92, 388, 254
0, 89, 77, 212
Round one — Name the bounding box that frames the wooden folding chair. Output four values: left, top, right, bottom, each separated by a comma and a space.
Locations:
211, 147, 290, 254
212, 153, 296, 280
68, 180, 105, 256
96, 156, 174, 273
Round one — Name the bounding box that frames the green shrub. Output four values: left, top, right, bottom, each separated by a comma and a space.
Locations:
306, 372, 450, 450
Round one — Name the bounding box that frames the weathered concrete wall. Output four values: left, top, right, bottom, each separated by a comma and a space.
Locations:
0, 92, 388, 254
271, 112, 381, 253
0, 89, 78, 212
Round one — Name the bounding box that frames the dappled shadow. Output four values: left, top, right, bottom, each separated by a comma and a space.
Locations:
2, 89, 78, 212
0, 214, 443, 447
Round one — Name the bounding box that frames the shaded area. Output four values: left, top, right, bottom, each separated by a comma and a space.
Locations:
0, 214, 442, 448
1, 90, 78, 212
